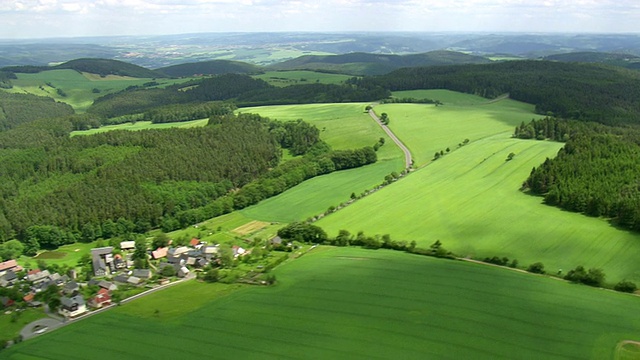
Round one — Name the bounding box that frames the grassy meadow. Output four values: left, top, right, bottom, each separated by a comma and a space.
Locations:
238, 103, 405, 222
381, 90, 542, 167
6, 70, 195, 112
5, 247, 640, 359
70, 119, 209, 136
253, 70, 352, 87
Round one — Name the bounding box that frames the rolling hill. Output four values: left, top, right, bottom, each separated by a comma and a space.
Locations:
156, 59, 263, 77
544, 51, 640, 70
268, 50, 491, 75
2, 58, 165, 78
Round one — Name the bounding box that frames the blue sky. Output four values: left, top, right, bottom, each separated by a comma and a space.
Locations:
1, 0, 639, 39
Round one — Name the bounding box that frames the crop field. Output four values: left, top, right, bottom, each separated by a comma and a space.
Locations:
70, 119, 209, 136
5, 247, 640, 359
316, 130, 640, 283
253, 70, 352, 87
380, 90, 542, 167
238, 103, 405, 222
6, 70, 195, 112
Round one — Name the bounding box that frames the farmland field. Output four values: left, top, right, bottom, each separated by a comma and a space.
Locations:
238, 103, 405, 222
5, 247, 640, 359
253, 70, 352, 87
71, 119, 209, 136
380, 90, 543, 167
6, 69, 196, 112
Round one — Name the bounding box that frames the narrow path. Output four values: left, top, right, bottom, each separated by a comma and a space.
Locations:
368, 109, 412, 169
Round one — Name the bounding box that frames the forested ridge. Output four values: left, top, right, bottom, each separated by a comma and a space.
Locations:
357, 61, 640, 125
0, 91, 74, 130
518, 117, 640, 230
87, 73, 389, 118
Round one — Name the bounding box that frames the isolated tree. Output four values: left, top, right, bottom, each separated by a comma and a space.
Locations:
614, 280, 637, 293
152, 233, 170, 249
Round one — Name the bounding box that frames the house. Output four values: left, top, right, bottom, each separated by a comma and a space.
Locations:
189, 238, 202, 248
127, 276, 142, 286
23, 292, 41, 307
113, 274, 129, 284
151, 247, 168, 260
98, 280, 118, 292
113, 254, 126, 270
59, 295, 87, 318
0, 270, 17, 287
0, 259, 22, 276
91, 247, 115, 276
27, 269, 51, 284
270, 236, 283, 245
120, 241, 136, 251
177, 266, 190, 278
232, 245, 246, 258
63, 281, 80, 295
132, 269, 152, 279
168, 246, 189, 258
89, 288, 111, 308
1, 296, 15, 308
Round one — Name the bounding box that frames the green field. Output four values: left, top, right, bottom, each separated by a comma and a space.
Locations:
5, 247, 640, 359
6, 69, 195, 112
70, 119, 209, 136
0, 309, 47, 343
381, 90, 542, 167
253, 70, 352, 87
17, 241, 100, 268
238, 103, 405, 222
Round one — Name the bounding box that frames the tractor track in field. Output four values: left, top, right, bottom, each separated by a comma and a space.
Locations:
368, 109, 412, 170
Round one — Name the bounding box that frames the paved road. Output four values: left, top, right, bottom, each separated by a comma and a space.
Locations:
20, 317, 64, 340
368, 109, 412, 169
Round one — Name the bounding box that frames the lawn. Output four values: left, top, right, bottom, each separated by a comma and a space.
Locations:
70, 119, 209, 136
253, 70, 352, 87
16, 241, 99, 269
237, 103, 405, 222
0, 309, 47, 343
5, 247, 640, 359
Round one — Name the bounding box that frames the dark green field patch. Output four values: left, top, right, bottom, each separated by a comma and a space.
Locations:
6, 247, 640, 359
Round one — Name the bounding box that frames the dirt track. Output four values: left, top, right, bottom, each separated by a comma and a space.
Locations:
368, 109, 412, 169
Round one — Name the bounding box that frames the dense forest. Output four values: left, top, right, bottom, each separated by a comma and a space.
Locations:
0, 110, 377, 255
356, 61, 640, 125
0, 91, 74, 130
156, 59, 263, 77
518, 117, 640, 230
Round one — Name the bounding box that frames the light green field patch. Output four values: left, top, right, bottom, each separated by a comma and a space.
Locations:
237, 103, 405, 222
317, 133, 640, 283
254, 70, 352, 87
0, 308, 47, 342
378, 91, 541, 167
6, 247, 640, 359
70, 119, 209, 136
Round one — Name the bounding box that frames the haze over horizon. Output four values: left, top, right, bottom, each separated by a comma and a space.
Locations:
1, 0, 639, 40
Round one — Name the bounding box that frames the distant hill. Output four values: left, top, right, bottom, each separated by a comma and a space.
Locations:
544, 52, 640, 70
267, 51, 491, 75
156, 60, 263, 77
2, 58, 164, 78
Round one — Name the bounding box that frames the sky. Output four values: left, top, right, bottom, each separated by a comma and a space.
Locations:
0, 0, 639, 39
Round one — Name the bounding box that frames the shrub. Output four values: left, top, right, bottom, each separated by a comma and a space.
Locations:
527, 262, 545, 274
614, 280, 637, 293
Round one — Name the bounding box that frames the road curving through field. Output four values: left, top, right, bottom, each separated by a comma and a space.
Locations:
368, 109, 412, 170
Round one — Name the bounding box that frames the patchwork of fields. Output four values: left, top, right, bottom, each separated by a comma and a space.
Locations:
5, 247, 640, 359
239, 103, 405, 222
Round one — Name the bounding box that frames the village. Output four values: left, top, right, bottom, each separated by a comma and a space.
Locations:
0, 234, 292, 343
